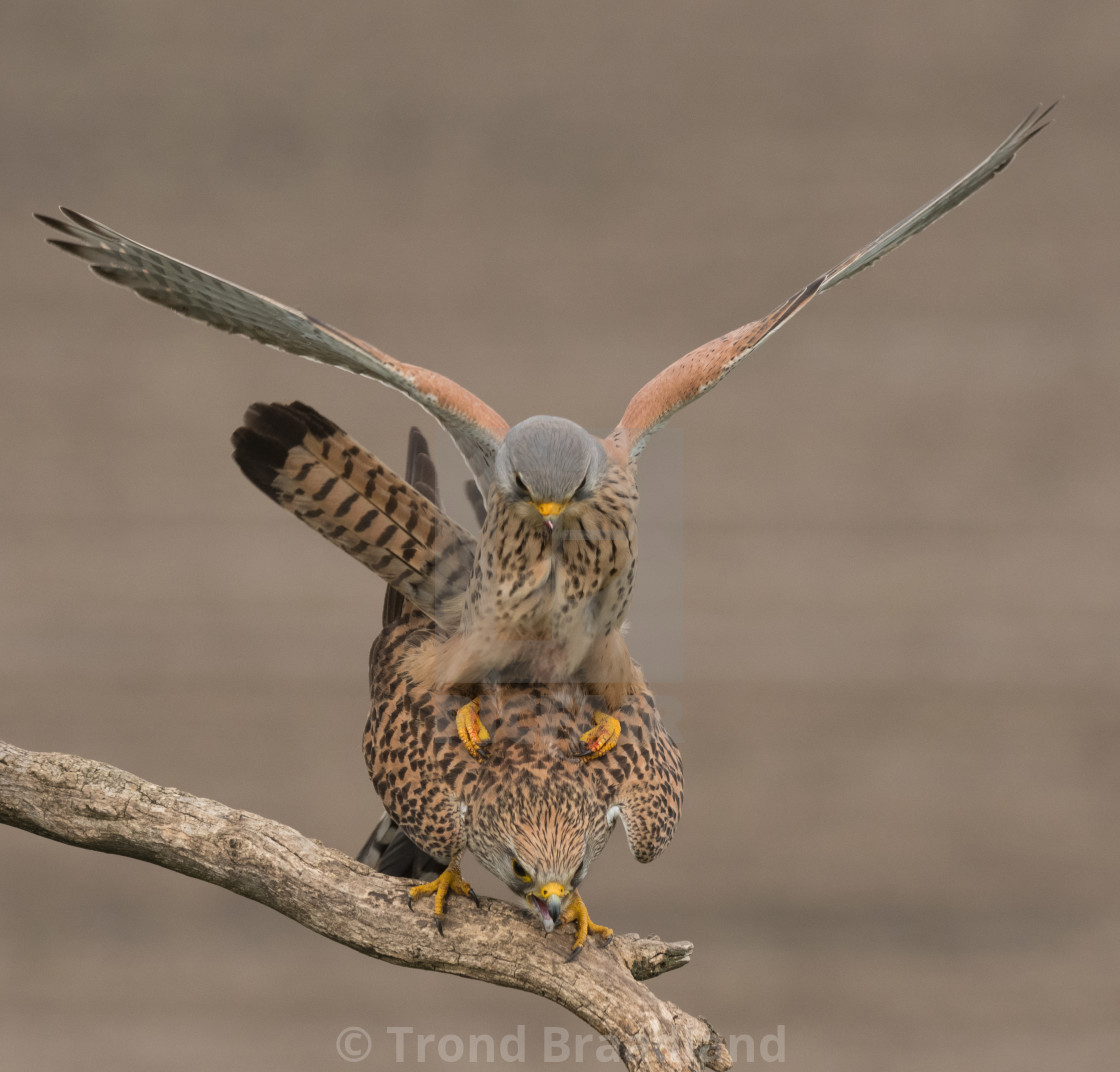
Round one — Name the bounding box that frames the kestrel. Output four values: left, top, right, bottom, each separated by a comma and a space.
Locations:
38, 104, 1054, 741
234, 403, 683, 950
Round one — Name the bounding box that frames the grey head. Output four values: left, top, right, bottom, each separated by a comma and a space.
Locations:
492, 415, 609, 517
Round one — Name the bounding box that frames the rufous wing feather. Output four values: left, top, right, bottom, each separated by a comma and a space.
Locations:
612, 102, 1056, 460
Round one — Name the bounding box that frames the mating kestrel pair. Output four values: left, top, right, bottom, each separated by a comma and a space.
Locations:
38, 104, 1054, 946
231, 400, 683, 949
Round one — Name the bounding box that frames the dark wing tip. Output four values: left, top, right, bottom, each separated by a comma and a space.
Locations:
1032, 98, 1060, 124
1011, 100, 1059, 152
60, 206, 101, 229
1022, 100, 1059, 142
36, 207, 101, 237
34, 211, 68, 232
45, 238, 87, 256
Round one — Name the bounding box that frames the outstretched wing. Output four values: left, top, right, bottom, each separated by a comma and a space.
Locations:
36, 208, 509, 485
612, 102, 1056, 460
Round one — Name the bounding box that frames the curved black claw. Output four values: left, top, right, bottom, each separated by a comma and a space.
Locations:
468, 887, 481, 907
566, 944, 584, 964
436, 915, 445, 936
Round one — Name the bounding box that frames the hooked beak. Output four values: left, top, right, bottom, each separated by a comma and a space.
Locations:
535, 501, 566, 532
528, 882, 568, 932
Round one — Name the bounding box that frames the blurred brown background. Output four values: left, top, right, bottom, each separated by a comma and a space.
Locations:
2, 2, 1117, 1069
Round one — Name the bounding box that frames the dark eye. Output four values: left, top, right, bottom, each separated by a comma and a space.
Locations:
511, 859, 531, 882
513, 473, 528, 495
573, 475, 588, 498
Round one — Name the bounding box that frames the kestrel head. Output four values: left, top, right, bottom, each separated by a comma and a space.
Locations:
476, 775, 614, 933
493, 416, 609, 528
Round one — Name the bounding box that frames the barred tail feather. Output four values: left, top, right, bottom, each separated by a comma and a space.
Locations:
231, 401, 476, 630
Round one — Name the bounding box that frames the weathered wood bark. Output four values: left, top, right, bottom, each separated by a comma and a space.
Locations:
0, 739, 731, 1071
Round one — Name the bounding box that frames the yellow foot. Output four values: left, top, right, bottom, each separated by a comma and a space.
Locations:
456, 698, 490, 761
562, 891, 613, 958
408, 865, 479, 934
576, 711, 621, 763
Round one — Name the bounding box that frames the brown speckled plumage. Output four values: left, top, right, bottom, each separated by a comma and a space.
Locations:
365, 607, 682, 878
403, 446, 642, 705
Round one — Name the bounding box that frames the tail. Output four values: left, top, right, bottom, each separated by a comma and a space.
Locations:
355, 812, 446, 880
231, 401, 476, 631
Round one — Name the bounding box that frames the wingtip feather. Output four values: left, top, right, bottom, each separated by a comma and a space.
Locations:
34, 211, 67, 232
60, 206, 101, 230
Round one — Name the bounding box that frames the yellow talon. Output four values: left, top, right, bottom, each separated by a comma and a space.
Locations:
409, 865, 478, 933
456, 698, 490, 761
561, 891, 613, 953
577, 711, 621, 763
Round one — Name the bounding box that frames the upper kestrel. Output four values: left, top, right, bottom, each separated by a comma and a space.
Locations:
37, 104, 1055, 717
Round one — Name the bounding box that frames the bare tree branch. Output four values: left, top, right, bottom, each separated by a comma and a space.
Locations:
0, 739, 731, 1071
